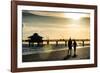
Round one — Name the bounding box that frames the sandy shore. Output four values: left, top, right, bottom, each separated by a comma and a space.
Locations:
22, 46, 90, 62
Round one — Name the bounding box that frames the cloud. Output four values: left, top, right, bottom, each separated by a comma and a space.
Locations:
24, 10, 90, 19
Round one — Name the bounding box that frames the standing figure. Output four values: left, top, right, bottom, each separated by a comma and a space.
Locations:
68, 38, 72, 56
73, 40, 77, 57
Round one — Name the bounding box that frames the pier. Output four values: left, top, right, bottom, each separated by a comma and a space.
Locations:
22, 39, 90, 47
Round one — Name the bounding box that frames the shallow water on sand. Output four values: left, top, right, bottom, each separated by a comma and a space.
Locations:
22, 44, 89, 55
22, 44, 90, 62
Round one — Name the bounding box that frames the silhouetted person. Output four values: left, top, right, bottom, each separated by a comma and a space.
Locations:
73, 40, 77, 57
68, 38, 72, 56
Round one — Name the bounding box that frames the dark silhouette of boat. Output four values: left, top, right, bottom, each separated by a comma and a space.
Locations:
28, 33, 43, 47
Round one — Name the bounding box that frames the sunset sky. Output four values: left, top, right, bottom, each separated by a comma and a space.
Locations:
22, 10, 90, 40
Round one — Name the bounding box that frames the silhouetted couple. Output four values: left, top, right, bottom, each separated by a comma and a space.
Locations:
68, 38, 77, 57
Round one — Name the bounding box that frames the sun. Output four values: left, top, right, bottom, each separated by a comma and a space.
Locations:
64, 13, 81, 20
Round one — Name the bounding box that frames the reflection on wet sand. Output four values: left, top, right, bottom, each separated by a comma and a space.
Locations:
22, 44, 90, 62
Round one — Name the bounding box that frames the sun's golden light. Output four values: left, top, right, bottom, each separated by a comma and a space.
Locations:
64, 13, 82, 20
23, 11, 90, 40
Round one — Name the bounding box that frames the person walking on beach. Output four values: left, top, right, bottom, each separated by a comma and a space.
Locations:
68, 38, 72, 56
73, 40, 77, 57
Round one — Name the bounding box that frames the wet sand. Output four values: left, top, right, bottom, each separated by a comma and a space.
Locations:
22, 46, 90, 62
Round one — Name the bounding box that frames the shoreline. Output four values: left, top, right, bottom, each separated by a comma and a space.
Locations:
22, 46, 90, 55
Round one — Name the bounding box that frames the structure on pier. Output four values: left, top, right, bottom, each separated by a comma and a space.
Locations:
28, 33, 43, 47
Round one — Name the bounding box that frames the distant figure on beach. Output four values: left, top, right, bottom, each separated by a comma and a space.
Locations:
73, 40, 77, 57
68, 38, 72, 56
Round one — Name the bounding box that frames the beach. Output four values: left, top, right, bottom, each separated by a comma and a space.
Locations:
22, 44, 90, 62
